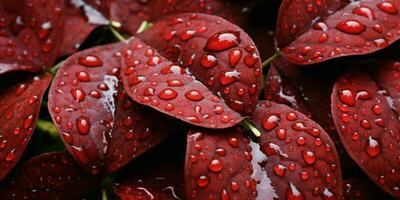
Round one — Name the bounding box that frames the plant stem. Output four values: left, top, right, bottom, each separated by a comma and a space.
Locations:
261, 52, 280, 68
109, 25, 126, 41
136, 21, 153, 34
36, 119, 58, 138
101, 189, 108, 200
242, 119, 261, 137
49, 61, 64, 75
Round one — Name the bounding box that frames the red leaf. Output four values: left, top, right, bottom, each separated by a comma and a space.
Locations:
104, 91, 171, 173
48, 41, 171, 174
252, 101, 343, 199
331, 61, 400, 197
113, 133, 185, 200
264, 58, 354, 168
0, 152, 98, 199
120, 37, 243, 128
343, 179, 393, 200
60, 0, 109, 56
184, 127, 256, 199
0, 73, 51, 181
0, 0, 64, 74
138, 13, 262, 115
108, 0, 256, 35
277, 0, 400, 65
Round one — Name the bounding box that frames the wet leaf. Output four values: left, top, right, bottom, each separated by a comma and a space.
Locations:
331, 61, 400, 197
48, 41, 171, 174
343, 179, 393, 200
108, 0, 256, 35
0, 152, 98, 199
184, 127, 256, 199
252, 101, 343, 199
138, 13, 262, 115
277, 0, 400, 64
120, 37, 243, 128
0, 73, 52, 181
0, 0, 64, 74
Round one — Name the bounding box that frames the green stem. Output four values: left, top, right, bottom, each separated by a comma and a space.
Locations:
136, 21, 153, 34
101, 189, 108, 200
109, 25, 126, 42
261, 52, 280, 68
242, 119, 261, 137
36, 119, 58, 138
49, 61, 64, 75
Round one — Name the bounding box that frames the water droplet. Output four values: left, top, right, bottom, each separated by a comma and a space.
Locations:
71, 88, 86, 102
167, 79, 184, 87
377, 2, 398, 15
302, 151, 316, 165
180, 30, 196, 41
286, 182, 304, 200
314, 22, 328, 31
76, 116, 90, 135
200, 54, 217, 68
273, 164, 286, 177
158, 88, 178, 100
76, 71, 90, 82
365, 137, 381, 157
79, 55, 103, 67
338, 89, 355, 106
185, 90, 204, 101
196, 175, 210, 187
353, 6, 375, 19
360, 119, 372, 129
204, 31, 241, 52
208, 158, 223, 172
262, 114, 280, 131
227, 137, 239, 148
286, 112, 298, 121
5, 150, 15, 161
229, 50, 242, 67
335, 19, 366, 34
24, 114, 34, 128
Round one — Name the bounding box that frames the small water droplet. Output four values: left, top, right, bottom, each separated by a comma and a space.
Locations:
79, 55, 103, 67
76, 116, 90, 135
377, 2, 398, 15
204, 31, 241, 52
335, 19, 366, 34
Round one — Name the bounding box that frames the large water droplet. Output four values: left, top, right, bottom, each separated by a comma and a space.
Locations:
79, 55, 103, 67
302, 151, 316, 165
338, 89, 355, 106
200, 54, 218, 68
196, 175, 210, 187
208, 158, 223, 172
286, 182, 304, 200
262, 114, 280, 131
377, 2, 398, 15
185, 90, 204, 101
158, 88, 178, 100
76, 116, 90, 135
335, 19, 366, 34
365, 137, 381, 157
353, 6, 375, 19
204, 31, 241, 52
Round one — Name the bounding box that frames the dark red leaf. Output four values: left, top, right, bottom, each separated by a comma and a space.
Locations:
104, 91, 171, 174
0, 0, 64, 74
60, 0, 109, 56
108, 0, 256, 35
264, 58, 355, 169
48, 41, 171, 174
184, 127, 257, 199
343, 179, 393, 200
0, 152, 98, 199
113, 132, 186, 200
277, 0, 400, 65
252, 101, 343, 199
138, 13, 262, 115
331, 61, 400, 197
120, 37, 243, 128
0, 73, 51, 181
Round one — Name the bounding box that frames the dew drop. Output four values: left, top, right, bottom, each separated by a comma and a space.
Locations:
78, 55, 103, 67
158, 88, 178, 100
365, 137, 381, 157
335, 19, 366, 34
377, 2, 398, 15
262, 114, 280, 131
76, 116, 90, 135
204, 31, 241, 52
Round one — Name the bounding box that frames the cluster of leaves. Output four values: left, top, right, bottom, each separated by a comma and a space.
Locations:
1, 0, 400, 199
